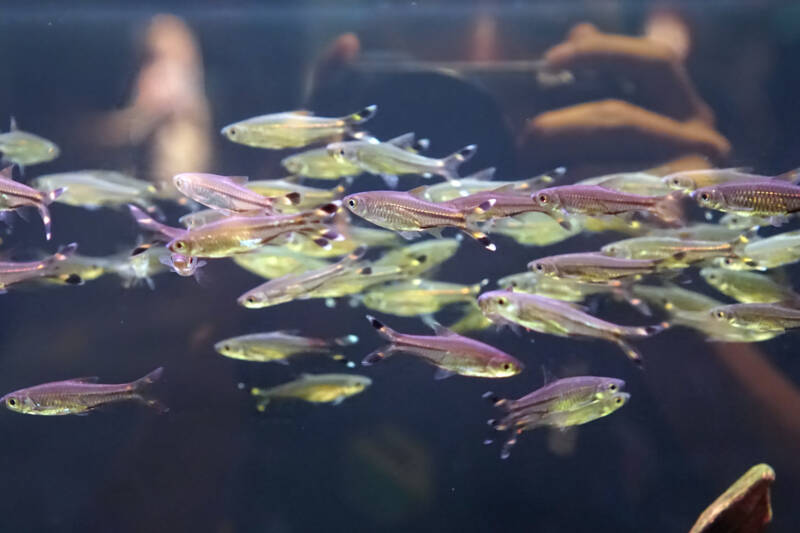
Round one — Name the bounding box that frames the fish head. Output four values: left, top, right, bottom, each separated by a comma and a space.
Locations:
1, 391, 35, 413
497, 273, 531, 291
713, 255, 755, 271
172, 173, 193, 194
344, 375, 373, 394
595, 378, 625, 400
159, 253, 202, 277
167, 237, 194, 257
692, 187, 724, 210
326, 142, 354, 163
487, 356, 524, 377
343, 193, 370, 217
281, 154, 307, 175
602, 392, 630, 415
663, 174, 696, 193
238, 290, 266, 308
528, 258, 558, 277
710, 306, 736, 325
699, 267, 723, 288
532, 188, 561, 211
600, 242, 630, 259
477, 291, 517, 317
214, 339, 244, 358
220, 122, 246, 143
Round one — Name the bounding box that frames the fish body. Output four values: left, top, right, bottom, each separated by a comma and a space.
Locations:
631, 283, 722, 315
173, 173, 299, 213
238, 246, 366, 308
372, 238, 460, 275
710, 303, 800, 332
579, 172, 670, 196
167, 203, 339, 258
700, 268, 800, 304
178, 208, 228, 229
649, 223, 746, 242
442, 189, 545, 222
344, 190, 494, 250
0, 166, 63, 240
533, 185, 682, 227
251, 373, 371, 409
31, 170, 158, 212
514, 392, 629, 431
0, 118, 59, 167
421, 167, 558, 203
329, 140, 476, 185
492, 376, 625, 415
716, 230, 800, 270
528, 252, 663, 284
221, 105, 376, 149
663, 168, 793, 193
215, 331, 357, 363
1, 367, 165, 415
601, 235, 744, 265
489, 212, 581, 246
303, 264, 412, 299
246, 180, 344, 211
363, 315, 523, 378
233, 247, 329, 279
669, 310, 781, 342
362, 279, 484, 316
478, 290, 666, 364
693, 180, 800, 219
0, 243, 77, 290
447, 303, 494, 333
498, 271, 618, 302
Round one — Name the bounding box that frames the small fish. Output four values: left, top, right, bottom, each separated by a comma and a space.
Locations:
343, 190, 494, 250
281, 132, 426, 179
178, 208, 229, 229
173, 172, 301, 213
441, 188, 546, 223
233, 247, 330, 279
302, 264, 414, 300
664, 167, 799, 193
372, 238, 460, 276
128, 204, 186, 242
421, 167, 561, 203
215, 331, 358, 364
700, 267, 800, 304
278, 224, 402, 259
246, 180, 344, 211
488, 212, 581, 247
31, 170, 160, 214
363, 315, 523, 379
486, 388, 628, 459
0, 117, 59, 168
668, 310, 781, 343
238, 246, 366, 308
631, 283, 723, 315
719, 212, 773, 230
446, 303, 495, 333
328, 140, 477, 187
1, 367, 166, 415
221, 105, 377, 149
601, 234, 750, 266
498, 271, 644, 311
250, 373, 371, 410
0, 166, 63, 240
579, 171, 671, 197
710, 302, 800, 332
167, 203, 340, 258
158, 252, 206, 278
39, 254, 106, 286
0, 242, 78, 291
715, 229, 800, 271
528, 252, 664, 285
362, 278, 486, 316
533, 185, 683, 229
693, 180, 800, 223
649, 223, 746, 242
688, 463, 775, 533
106, 246, 169, 289
478, 291, 667, 364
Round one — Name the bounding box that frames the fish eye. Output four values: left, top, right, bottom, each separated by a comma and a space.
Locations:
246, 296, 257, 304
173, 241, 186, 251
700, 193, 709, 201
534, 263, 544, 271
339, 149, 345, 156
537, 194, 549, 204
229, 128, 237, 136
497, 297, 508, 306
347, 198, 357, 208
6, 397, 16, 407
509, 281, 517, 287
615, 397, 623, 405
503, 363, 511, 370
715, 310, 726, 319
609, 384, 618, 391
223, 345, 231, 351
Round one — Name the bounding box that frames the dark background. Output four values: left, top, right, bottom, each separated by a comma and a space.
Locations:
1, 2, 800, 532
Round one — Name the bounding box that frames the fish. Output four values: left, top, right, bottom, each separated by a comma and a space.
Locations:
0, 242, 79, 291
478, 290, 667, 364
343, 190, 494, 250
630, 283, 723, 315
0, 117, 59, 168
649, 223, 746, 242
158, 251, 206, 278
221, 105, 377, 149
214, 331, 358, 364
719, 212, 773, 230
328, 140, 477, 187
528, 252, 665, 284
710, 302, 800, 332
700, 267, 800, 304
486, 388, 629, 459
600, 234, 750, 266
178, 208, 229, 229
692, 180, 800, 223
281, 132, 427, 179
37, 254, 106, 286
488, 212, 582, 246
173, 172, 301, 213
372, 238, 460, 276
0, 166, 64, 240
167, 203, 340, 258
446, 303, 495, 333
246, 179, 345, 211
579, 171, 671, 197
128, 204, 186, 242
237, 246, 367, 308
688, 463, 775, 533
440, 187, 547, 223
250, 373, 371, 410
663, 167, 799, 193
301, 264, 414, 300
363, 315, 523, 379
1, 367, 166, 415
667, 310, 781, 343
106, 246, 169, 289
485, 376, 624, 416
362, 278, 486, 316
276, 223, 402, 259
532, 184, 683, 229
232, 247, 330, 279
714, 229, 800, 271
421, 167, 561, 203
31, 170, 161, 214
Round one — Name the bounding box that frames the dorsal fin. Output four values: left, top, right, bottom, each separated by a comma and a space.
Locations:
227, 175, 249, 185
428, 320, 459, 337
0, 166, 14, 180
287, 110, 312, 116
467, 167, 496, 181
69, 377, 100, 384
406, 185, 428, 198
540, 365, 555, 385
9, 116, 17, 131
385, 132, 415, 148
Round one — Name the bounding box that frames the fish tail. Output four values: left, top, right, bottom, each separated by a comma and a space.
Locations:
653, 192, 685, 225
340, 245, 367, 266
344, 104, 378, 126
365, 314, 397, 342
361, 345, 395, 366
280, 192, 302, 206
469, 278, 490, 295
52, 242, 78, 262
461, 228, 496, 251
251, 388, 272, 412
612, 337, 644, 367
624, 321, 670, 338
313, 202, 340, 220
36, 202, 54, 241
127, 204, 184, 241
482, 391, 510, 409
131, 367, 168, 413
441, 144, 478, 182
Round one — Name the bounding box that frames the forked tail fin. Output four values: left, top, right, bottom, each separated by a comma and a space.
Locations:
131, 367, 168, 413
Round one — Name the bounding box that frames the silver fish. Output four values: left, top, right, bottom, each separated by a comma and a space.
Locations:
173, 173, 301, 213
0, 242, 78, 291
0, 117, 59, 168
0, 166, 63, 240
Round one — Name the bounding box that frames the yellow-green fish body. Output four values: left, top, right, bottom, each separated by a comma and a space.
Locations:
233, 247, 329, 279
362, 279, 484, 316
214, 331, 357, 363
221, 105, 376, 149
246, 180, 345, 211
579, 172, 670, 196
601, 235, 745, 266
700, 267, 800, 304
528, 252, 663, 284
489, 212, 581, 246
0, 243, 78, 290
302, 264, 412, 299
716, 229, 800, 270
693, 180, 800, 219
421, 167, 558, 203
498, 272, 616, 302
31, 170, 158, 211
710, 303, 800, 332
0, 118, 59, 167
668, 310, 780, 342
251, 373, 371, 409
446, 303, 494, 333
372, 238, 460, 275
